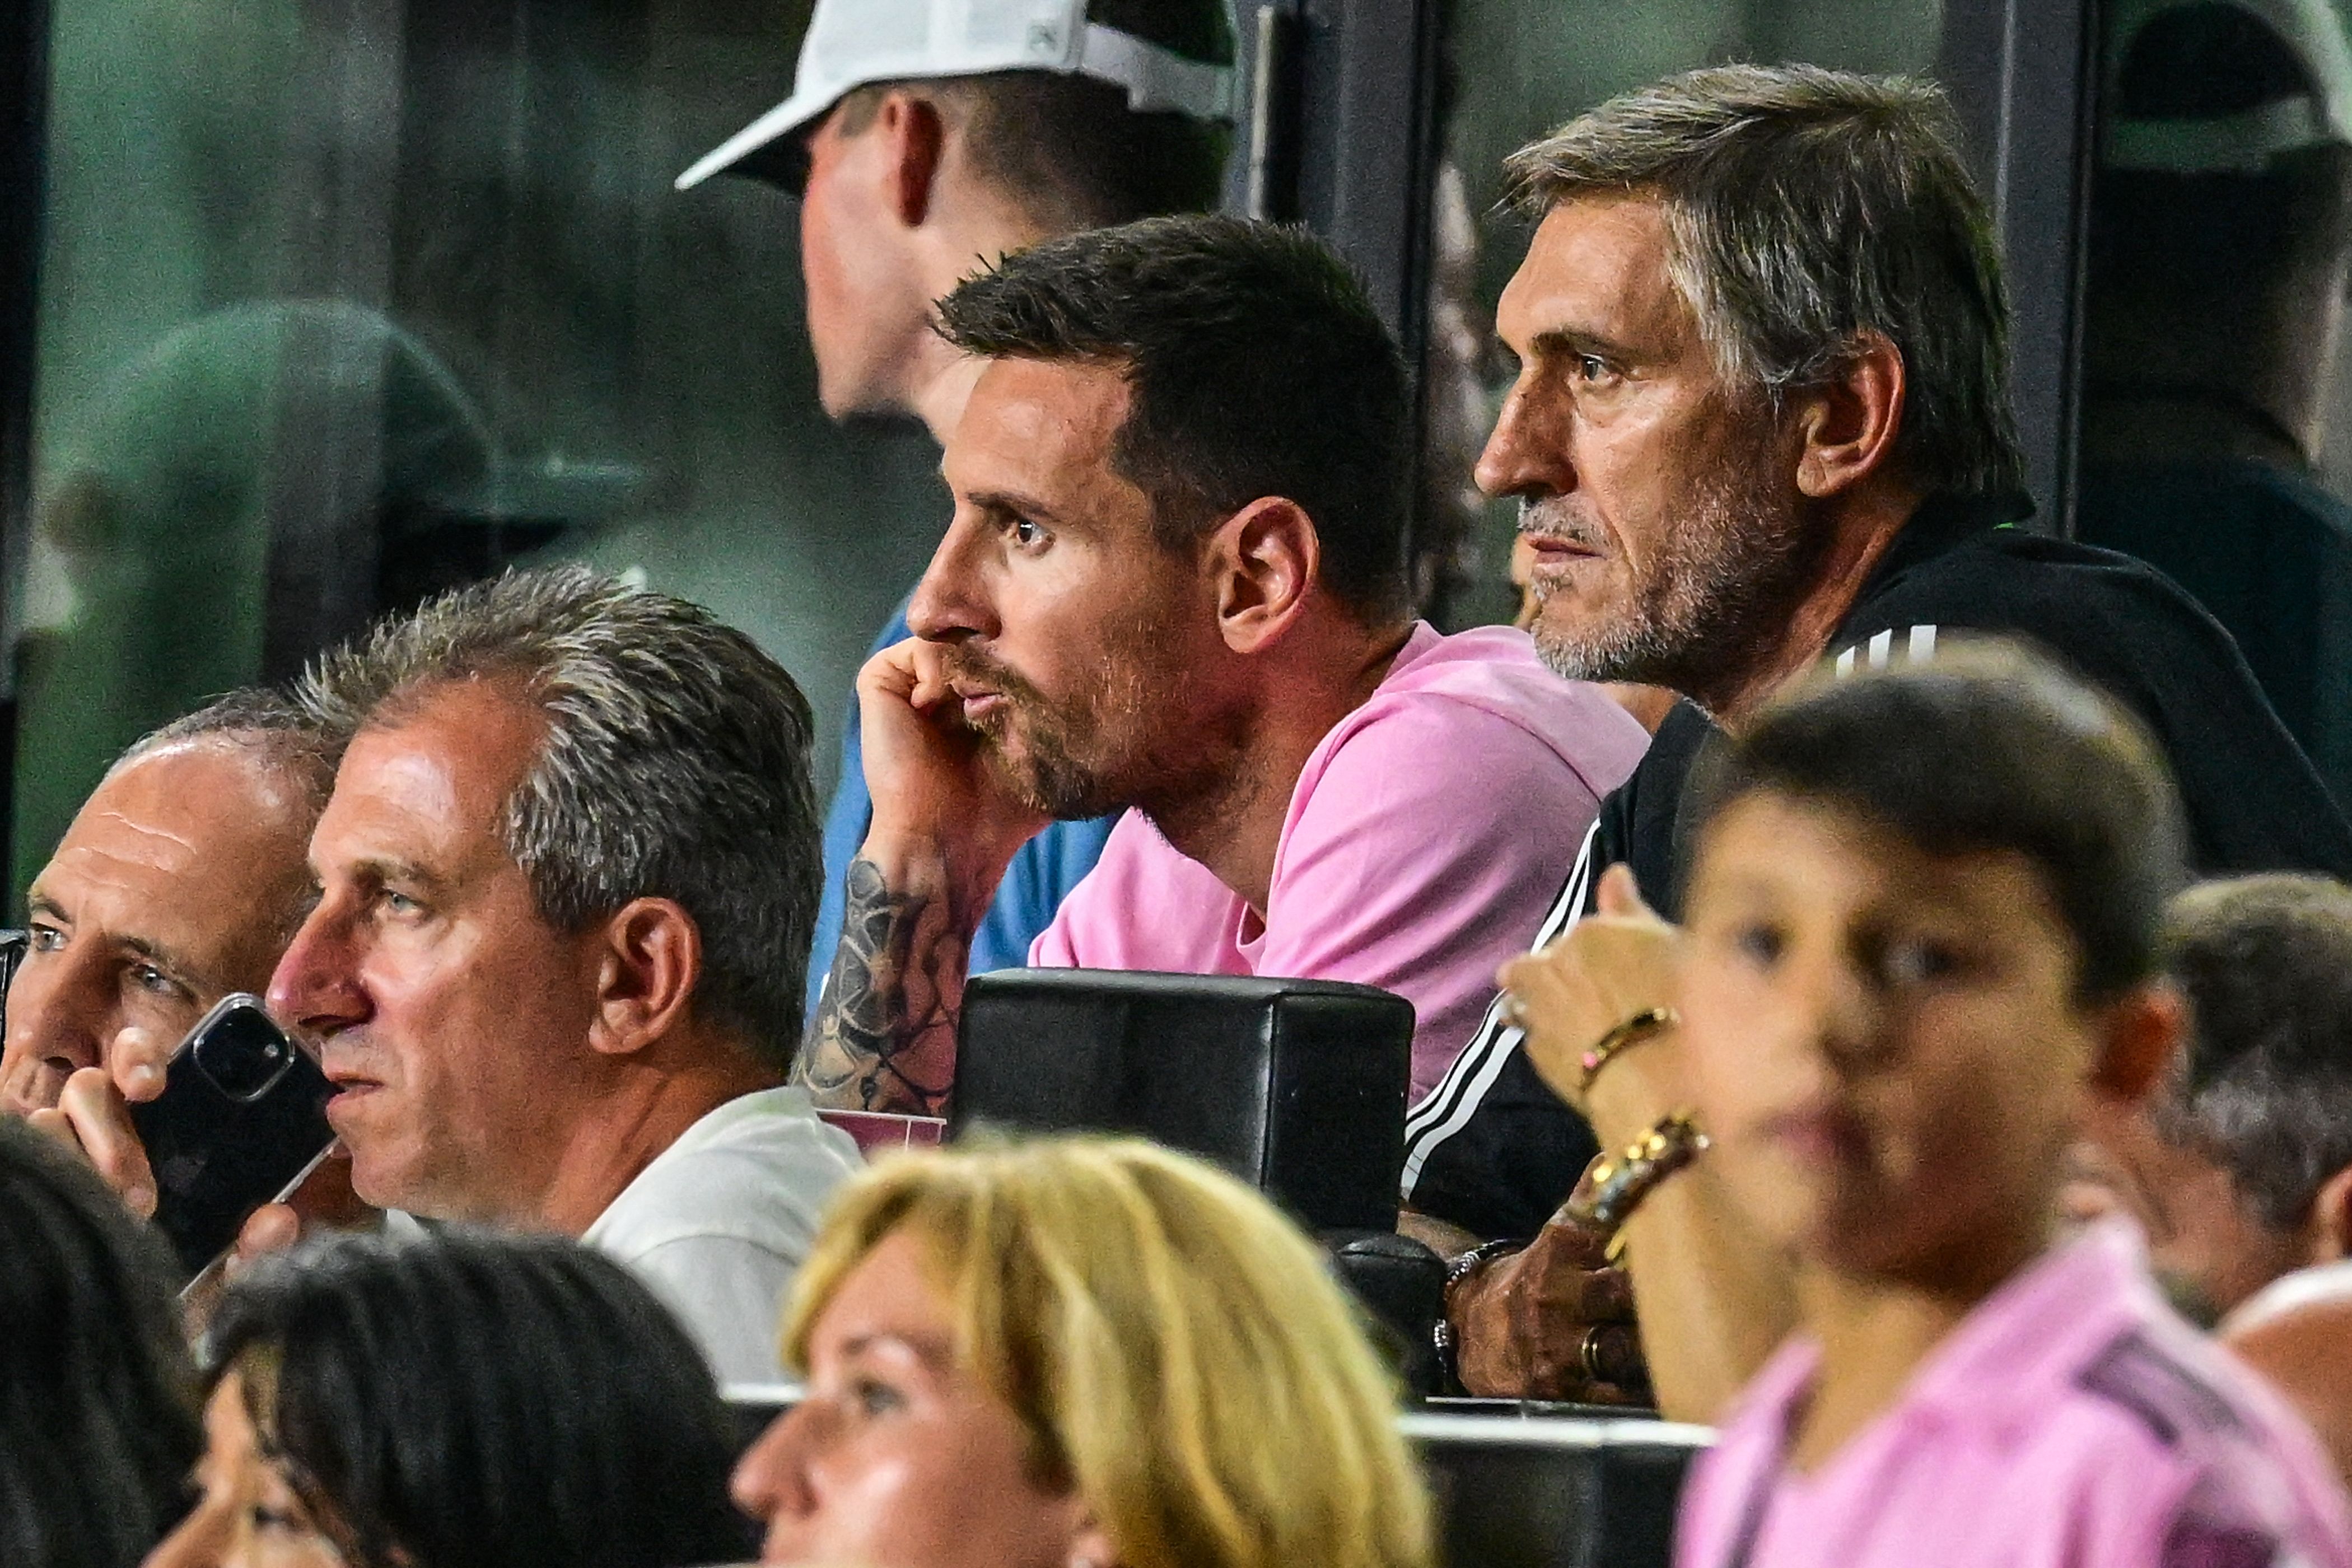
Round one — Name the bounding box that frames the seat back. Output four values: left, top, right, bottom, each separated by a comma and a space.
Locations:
720, 1392, 1707, 1567
951, 968, 1415, 1230
1405, 1411, 1709, 1568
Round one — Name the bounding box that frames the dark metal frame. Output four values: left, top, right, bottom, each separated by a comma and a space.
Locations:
1229, 0, 1445, 368
1938, 0, 2104, 534
0, 0, 50, 873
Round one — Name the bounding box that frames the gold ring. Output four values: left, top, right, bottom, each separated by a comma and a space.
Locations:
1579, 1324, 1611, 1385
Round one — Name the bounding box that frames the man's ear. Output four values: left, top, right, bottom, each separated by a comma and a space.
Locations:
2089, 979, 2187, 1106
2306, 1165, 2352, 1264
1792, 329, 1908, 500
587, 898, 702, 1059
872, 90, 947, 230
1206, 497, 1319, 655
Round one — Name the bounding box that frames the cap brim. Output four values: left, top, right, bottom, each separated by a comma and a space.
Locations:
675, 89, 834, 192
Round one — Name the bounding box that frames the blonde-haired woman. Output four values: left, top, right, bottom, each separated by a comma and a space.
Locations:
732, 1135, 1434, 1568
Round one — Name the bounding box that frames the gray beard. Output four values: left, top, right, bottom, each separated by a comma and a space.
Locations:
1524, 461, 1832, 709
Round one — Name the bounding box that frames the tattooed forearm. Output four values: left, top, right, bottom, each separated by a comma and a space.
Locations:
796, 856, 970, 1116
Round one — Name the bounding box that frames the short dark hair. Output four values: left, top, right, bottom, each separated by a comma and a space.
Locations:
1506, 64, 2026, 500
0, 1119, 200, 1568
299, 566, 822, 1067
937, 214, 1415, 622
1687, 638, 2190, 1001
2155, 875, 2352, 1230
204, 1229, 753, 1568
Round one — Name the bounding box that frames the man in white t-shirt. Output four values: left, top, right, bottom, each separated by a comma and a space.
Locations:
43, 567, 861, 1382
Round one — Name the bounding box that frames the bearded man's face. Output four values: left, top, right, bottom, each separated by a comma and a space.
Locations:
1479, 194, 1833, 708
914, 357, 1228, 820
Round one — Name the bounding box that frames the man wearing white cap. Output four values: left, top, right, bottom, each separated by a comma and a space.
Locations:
2078, 0, 2352, 810
678, 1, 1235, 1020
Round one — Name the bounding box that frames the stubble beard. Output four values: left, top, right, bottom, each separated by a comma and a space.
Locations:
940, 633, 1189, 822
1525, 431, 1836, 713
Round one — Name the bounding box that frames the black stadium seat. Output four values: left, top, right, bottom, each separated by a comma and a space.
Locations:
1406, 1408, 1707, 1568
951, 968, 1416, 1231
718, 1389, 1707, 1566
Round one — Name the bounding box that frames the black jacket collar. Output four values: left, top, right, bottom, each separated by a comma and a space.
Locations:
1842, 489, 2036, 632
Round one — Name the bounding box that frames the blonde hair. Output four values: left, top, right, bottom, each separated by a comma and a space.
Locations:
782, 1136, 1434, 1568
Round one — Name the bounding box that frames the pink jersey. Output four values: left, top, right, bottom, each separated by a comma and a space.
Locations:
1677, 1225, 2352, 1568
1029, 621, 1648, 1098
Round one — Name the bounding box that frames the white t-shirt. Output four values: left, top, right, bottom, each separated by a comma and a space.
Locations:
581, 1086, 862, 1384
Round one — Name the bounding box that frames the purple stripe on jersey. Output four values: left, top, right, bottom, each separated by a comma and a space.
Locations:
2076, 1328, 2248, 1448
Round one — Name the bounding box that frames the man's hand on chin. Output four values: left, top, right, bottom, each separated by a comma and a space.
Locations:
799, 638, 1053, 1118
857, 637, 1049, 906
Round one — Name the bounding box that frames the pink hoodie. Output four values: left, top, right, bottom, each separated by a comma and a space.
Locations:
1032, 620, 1649, 1099
1678, 1224, 2352, 1568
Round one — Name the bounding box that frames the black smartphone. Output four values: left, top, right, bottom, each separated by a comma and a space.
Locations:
128, 993, 335, 1277
0, 928, 27, 1037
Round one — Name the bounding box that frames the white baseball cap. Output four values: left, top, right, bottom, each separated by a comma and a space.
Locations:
675, 0, 1235, 192
2103, 0, 2352, 172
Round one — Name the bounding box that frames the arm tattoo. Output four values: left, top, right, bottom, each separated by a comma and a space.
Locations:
796, 857, 968, 1116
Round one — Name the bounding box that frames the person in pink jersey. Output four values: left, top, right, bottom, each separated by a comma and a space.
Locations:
1657, 642, 2352, 1568
1032, 618, 1640, 1099
795, 214, 1647, 1115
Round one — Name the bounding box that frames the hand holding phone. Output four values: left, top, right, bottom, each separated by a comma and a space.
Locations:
29, 993, 338, 1279
127, 995, 335, 1277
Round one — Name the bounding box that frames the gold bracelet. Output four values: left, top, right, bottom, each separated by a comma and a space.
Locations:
1564, 1112, 1710, 1236
1576, 1006, 1678, 1092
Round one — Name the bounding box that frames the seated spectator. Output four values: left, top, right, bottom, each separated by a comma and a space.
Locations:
1415, 62, 2352, 1407
801, 214, 1648, 1114
2071, 875, 2352, 1326
732, 1135, 1432, 1568
43, 568, 861, 1380
2224, 1264, 2352, 1492
676, 0, 1235, 1019
143, 1229, 752, 1568
1662, 645, 2352, 1567
0, 1117, 199, 1568
4, 690, 329, 1140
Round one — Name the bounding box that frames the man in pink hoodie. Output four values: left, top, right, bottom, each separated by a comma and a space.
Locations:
796, 213, 1648, 1116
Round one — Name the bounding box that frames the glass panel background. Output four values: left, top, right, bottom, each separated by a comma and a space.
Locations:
2075, 0, 2352, 806
10, 0, 951, 899
1424, 0, 1947, 629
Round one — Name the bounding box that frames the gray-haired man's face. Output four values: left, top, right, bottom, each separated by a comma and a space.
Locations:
2, 740, 314, 1118
1478, 194, 1826, 711
265, 680, 610, 1227
2064, 1102, 2313, 1327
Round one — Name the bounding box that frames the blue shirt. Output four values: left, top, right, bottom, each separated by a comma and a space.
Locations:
806, 599, 1119, 1015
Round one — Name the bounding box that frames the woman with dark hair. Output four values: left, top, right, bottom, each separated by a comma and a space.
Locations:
143, 1229, 755, 1568
0, 1119, 202, 1568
